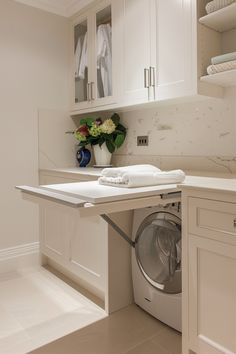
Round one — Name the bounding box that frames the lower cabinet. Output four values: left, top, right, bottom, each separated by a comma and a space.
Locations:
39, 171, 107, 300
40, 203, 107, 299
188, 234, 236, 354
183, 193, 236, 354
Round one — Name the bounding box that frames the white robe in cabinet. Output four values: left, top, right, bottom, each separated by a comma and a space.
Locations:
71, 0, 119, 113
182, 189, 236, 354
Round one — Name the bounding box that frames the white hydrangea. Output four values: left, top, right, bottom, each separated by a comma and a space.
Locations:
101, 119, 116, 134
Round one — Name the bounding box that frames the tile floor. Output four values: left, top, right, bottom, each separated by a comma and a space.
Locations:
30, 304, 182, 354
0, 267, 106, 354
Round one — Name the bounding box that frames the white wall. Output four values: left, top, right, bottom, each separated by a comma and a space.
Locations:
0, 0, 70, 249
114, 88, 236, 174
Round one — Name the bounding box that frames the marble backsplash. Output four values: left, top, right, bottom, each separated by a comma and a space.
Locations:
39, 88, 236, 176
113, 87, 236, 175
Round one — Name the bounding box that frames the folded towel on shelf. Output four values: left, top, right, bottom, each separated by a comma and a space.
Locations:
207, 60, 236, 75
211, 52, 236, 65
98, 169, 186, 188
101, 164, 161, 178
205, 0, 235, 14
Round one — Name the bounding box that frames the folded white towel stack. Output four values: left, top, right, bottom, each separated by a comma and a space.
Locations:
207, 60, 236, 75
206, 0, 235, 14
211, 52, 236, 65
101, 164, 160, 177
98, 165, 186, 188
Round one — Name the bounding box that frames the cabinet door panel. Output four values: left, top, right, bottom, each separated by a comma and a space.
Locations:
71, 14, 93, 111
189, 234, 236, 354
68, 215, 107, 294
154, 0, 195, 100
41, 206, 71, 263
89, 0, 117, 108
121, 0, 153, 103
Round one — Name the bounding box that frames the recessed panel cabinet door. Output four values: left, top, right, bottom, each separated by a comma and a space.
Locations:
120, 0, 155, 104
40, 206, 72, 264
154, 0, 195, 101
188, 234, 236, 354
68, 215, 107, 296
72, 14, 93, 111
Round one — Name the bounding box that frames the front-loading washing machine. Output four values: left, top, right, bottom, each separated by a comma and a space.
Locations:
132, 201, 182, 332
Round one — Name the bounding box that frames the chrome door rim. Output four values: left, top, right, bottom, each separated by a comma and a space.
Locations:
135, 211, 182, 294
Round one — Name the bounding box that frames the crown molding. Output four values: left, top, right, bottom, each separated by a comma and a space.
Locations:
65, 0, 93, 16
14, 0, 93, 17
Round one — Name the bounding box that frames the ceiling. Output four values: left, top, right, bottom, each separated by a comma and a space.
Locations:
14, 0, 93, 17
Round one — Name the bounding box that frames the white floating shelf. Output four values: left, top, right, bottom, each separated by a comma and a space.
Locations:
199, 3, 236, 32
200, 69, 236, 87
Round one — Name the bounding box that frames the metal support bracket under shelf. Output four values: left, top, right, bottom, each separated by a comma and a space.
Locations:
101, 192, 181, 248
101, 214, 135, 248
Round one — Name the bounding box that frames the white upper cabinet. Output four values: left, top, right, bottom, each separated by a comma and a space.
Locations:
70, 0, 223, 115
119, 0, 195, 106
117, 0, 155, 105
154, 0, 195, 101
71, 0, 117, 112
73, 13, 91, 111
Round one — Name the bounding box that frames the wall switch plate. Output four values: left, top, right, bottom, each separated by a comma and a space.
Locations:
137, 136, 149, 146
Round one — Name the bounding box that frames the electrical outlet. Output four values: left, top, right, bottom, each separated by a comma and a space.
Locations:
137, 136, 149, 146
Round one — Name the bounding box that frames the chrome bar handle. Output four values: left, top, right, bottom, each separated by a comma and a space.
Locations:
144, 68, 150, 88
87, 83, 91, 101
150, 66, 156, 100
90, 81, 95, 101
150, 66, 156, 87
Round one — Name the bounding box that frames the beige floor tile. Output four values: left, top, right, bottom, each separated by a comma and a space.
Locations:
151, 326, 182, 354
0, 267, 106, 354
30, 305, 180, 354
125, 339, 169, 354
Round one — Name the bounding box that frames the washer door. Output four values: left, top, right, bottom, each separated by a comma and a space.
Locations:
135, 211, 181, 294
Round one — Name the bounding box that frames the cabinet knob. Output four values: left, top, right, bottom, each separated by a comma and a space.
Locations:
234, 219, 236, 228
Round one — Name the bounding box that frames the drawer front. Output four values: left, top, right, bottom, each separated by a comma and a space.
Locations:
189, 197, 236, 245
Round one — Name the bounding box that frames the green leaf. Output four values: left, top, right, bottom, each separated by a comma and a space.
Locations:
106, 140, 115, 153
114, 134, 125, 148
111, 113, 120, 126
98, 137, 105, 147
80, 117, 94, 127
116, 123, 127, 133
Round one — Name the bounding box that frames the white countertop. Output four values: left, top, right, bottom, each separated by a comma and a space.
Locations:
41, 175, 236, 203
180, 175, 236, 194
42, 180, 180, 204
40, 167, 103, 177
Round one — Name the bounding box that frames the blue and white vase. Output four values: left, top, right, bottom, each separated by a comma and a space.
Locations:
76, 147, 91, 167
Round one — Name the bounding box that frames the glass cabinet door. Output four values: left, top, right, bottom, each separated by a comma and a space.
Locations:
96, 5, 112, 100
74, 19, 89, 104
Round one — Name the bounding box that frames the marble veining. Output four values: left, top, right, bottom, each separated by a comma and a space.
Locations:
113, 87, 236, 174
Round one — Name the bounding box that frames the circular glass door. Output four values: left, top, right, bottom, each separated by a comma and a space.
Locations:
135, 211, 181, 294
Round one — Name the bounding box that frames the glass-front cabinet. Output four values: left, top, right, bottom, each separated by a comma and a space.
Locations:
74, 17, 90, 107
71, 0, 116, 112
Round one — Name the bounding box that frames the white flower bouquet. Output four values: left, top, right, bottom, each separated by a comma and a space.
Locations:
72, 114, 127, 153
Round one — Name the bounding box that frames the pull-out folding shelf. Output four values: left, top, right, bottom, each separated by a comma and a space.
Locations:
17, 181, 181, 314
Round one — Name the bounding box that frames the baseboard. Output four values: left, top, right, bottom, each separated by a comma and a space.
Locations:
0, 242, 40, 273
